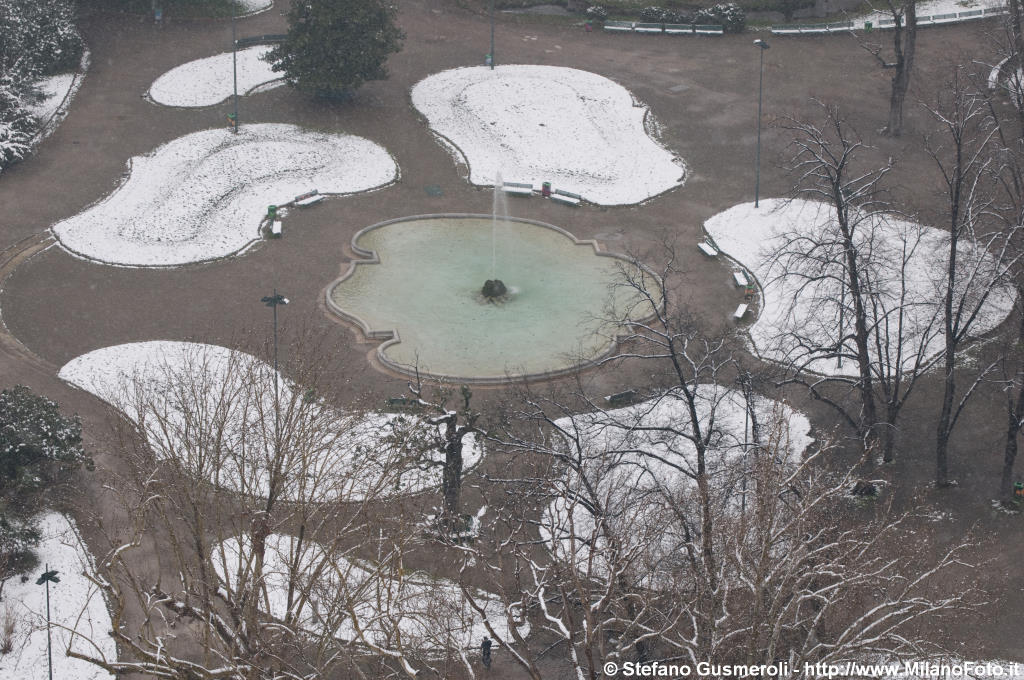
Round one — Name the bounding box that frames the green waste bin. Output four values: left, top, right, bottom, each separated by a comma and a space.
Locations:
542, 181, 552, 197
268, 205, 278, 219
864, 21, 873, 31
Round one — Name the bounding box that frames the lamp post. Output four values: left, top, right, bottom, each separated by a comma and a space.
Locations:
232, 16, 239, 133
489, 0, 495, 69
261, 291, 288, 449
754, 39, 770, 208
36, 566, 60, 680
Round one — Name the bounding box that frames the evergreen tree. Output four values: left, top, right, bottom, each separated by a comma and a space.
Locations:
0, 386, 91, 578
265, 0, 404, 98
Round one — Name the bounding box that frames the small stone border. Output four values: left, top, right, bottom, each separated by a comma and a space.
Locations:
324, 213, 663, 385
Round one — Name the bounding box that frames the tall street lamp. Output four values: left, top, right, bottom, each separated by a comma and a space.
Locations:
754, 38, 770, 208
261, 291, 288, 450
489, 0, 496, 69
37, 565, 60, 680
231, 15, 239, 133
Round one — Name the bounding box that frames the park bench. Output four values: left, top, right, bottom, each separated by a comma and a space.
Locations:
734, 303, 749, 321
694, 24, 724, 35
551, 189, 582, 206
270, 220, 282, 237
665, 23, 695, 34
385, 397, 422, 412
698, 241, 718, 257
605, 390, 639, 408
294, 189, 324, 207
502, 181, 534, 196
958, 9, 984, 20
234, 33, 288, 48
733, 270, 750, 287
929, 12, 958, 24
635, 22, 664, 34
603, 20, 634, 32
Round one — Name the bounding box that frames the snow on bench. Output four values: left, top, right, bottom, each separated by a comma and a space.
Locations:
698, 241, 719, 257
734, 303, 749, 321
502, 181, 534, 196
604, 21, 634, 32
605, 390, 639, 408
635, 22, 664, 33
665, 23, 695, 34
294, 189, 324, 207
270, 220, 282, 237
733, 270, 750, 287
929, 12, 959, 23
551, 189, 582, 206
694, 24, 724, 35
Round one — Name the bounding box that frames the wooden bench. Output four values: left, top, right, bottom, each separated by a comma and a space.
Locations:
270, 220, 282, 237
385, 397, 422, 412
605, 390, 638, 408
294, 189, 324, 207
635, 22, 664, 34
603, 20, 634, 32
698, 241, 719, 257
551, 189, 582, 206
694, 24, 724, 35
665, 23, 695, 34
502, 181, 534, 196
733, 270, 750, 287
734, 303, 749, 321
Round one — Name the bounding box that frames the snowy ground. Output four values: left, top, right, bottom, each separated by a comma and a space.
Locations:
704, 199, 1017, 377
0, 513, 115, 680
541, 386, 812, 580
51, 124, 397, 266
213, 534, 527, 653
856, 0, 1003, 27
58, 341, 480, 502
27, 74, 76, 123
235, 0, 273, 15
410, 65, 685, 205
148, 45, 282, 108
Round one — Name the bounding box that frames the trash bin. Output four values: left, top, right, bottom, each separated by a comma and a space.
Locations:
268, 205, 277, 219
485, 54, 493, 67
542, 181, 552, 197
1015, 481, 1024, 497
864, 20, 872, 31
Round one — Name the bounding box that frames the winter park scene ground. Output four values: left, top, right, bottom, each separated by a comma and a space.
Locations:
2, 0, 1024, 679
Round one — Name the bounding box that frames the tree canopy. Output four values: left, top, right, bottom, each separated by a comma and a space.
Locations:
264, 0, 405, 99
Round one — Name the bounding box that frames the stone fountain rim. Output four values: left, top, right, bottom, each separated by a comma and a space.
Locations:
324, 213, 662, 385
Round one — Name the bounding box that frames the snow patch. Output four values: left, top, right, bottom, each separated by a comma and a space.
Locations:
58, 341, 481, 502
148, 45, 282, 108
411, 65, 685, 205
704, 199, 1016, 377
212, 533, 528, 652
51, 124, 397, 267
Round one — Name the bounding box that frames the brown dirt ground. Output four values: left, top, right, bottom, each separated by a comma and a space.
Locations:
0, 0, 1021, 671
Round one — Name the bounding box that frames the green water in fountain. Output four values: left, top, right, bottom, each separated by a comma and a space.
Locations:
328, 216, 653, 381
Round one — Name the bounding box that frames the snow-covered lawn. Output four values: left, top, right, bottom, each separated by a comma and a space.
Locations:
235, 0, 273, 15
411, 65, 685, 205
58, 341, 481, 502
148, 45, 282, 108
27, 74, 76, 123
541, 386, 812, 580
704, 199, 1016, 377
856, 0, 1003, 27
0, 513, 114, 680
51, 124, 397, 266
213, 533, 527, 652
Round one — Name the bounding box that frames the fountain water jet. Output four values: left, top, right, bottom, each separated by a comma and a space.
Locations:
485, 171, 510, 298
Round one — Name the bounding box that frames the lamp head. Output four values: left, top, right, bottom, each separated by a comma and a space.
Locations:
754, 38, 770, 49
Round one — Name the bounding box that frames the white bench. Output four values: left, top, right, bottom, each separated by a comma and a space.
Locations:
694, 24, 724, 35
635, 22, 664, 33
734, 303, 749, 320
698, 241, 719, 257
294, 189, 324, 207
665, 24, 694, 34
502, 181, 534, 196
733, 270, 750, 287
270, 220, 282, 237
604, 21, 634, 32
551, 189, 582, 206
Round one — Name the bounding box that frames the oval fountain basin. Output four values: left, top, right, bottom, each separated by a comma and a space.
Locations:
327, 215, 654, 382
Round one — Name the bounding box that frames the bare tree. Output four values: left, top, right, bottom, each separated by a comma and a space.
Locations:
860, 0, 918, 135
926, 67, 1022, 487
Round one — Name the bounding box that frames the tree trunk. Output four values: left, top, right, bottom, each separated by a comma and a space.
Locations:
442, 433, 464, 528
886, 2, 916, 136
1001, 392, 1022, 500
